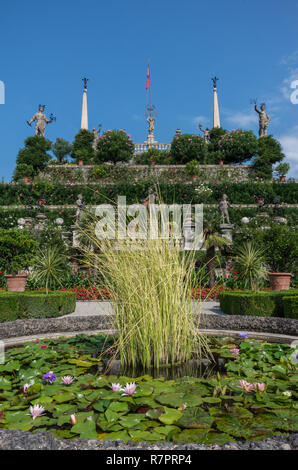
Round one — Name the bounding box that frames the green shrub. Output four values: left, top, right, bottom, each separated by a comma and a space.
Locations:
14, 136, 52, 180
218, 130, 258, 164
0, 291, 76, 322
184, 160, 203, 176
171, 134, 207, 164
91, 164, 111, 179
219, 289, 298, 317
95, 130, 134, 165
134, 148, 172, 165
71, 129, 94, 164
0, 228, 39, 274
283, 296, 298, 319
252, 136, 285, 180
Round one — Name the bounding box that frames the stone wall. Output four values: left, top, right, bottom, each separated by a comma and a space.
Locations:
40, 164, 255, 183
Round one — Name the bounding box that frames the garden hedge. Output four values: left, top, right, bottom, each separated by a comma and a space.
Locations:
1, 180, 298, 206
283, 295, 298, 319
219, 290, 298, 317
0, 291, 76, 322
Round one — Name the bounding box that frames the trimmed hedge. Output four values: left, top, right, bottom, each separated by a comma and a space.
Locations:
1, 181, 298, 206
0, 291, 76, 322
283, 296, 298, 319
219, 290, 298, 317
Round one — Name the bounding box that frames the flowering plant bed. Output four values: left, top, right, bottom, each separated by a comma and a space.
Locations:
0, 334, 297, 444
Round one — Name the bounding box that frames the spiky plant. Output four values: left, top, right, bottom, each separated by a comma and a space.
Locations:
31, 245, 67, 294
234, 242, 268, 291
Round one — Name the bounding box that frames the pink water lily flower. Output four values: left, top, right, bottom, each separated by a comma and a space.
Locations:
254, 382, 266, 392
70, 414, 77, 425
232, 348, 240, 355
238, 380, 255, 392
23, 384, 30, 393
29, 404, 45, 420
61, 376, 74, 385
111, 383, 122, 392
121, 382, 137, 396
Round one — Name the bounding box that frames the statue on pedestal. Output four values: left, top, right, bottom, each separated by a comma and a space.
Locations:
254, 101, 270, 137
27, 105, 56, 137
219, 194, 230, 224
147, 116, 155, 137
75, 194, 86, 222
198, 124, 210, 143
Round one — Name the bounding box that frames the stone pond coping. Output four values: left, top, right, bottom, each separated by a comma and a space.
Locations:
0, 428, 297, 450
0, 314, 297, 344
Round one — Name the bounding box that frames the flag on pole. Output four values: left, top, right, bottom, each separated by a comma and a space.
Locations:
146, 61, 150, 90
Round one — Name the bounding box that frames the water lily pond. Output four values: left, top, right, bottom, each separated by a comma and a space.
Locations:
0, 334, 297, 444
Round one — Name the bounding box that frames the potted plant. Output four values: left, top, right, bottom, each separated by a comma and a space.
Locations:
274, 162, 290, 182
0, 228, 38, 292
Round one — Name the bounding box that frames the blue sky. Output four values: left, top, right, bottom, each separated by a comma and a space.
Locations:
0, 0, 297, 180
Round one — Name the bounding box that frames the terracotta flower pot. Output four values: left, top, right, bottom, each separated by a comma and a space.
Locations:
78, 160, 84, 166
268, 272, 292, 291
279, 175, 286, 182
5, 274, 28, 292
22, 176, 29, 183
219, 160, 224, 166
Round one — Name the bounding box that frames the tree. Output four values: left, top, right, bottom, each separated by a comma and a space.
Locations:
71, 129, 94, 163
252, 136, 285, 180
95, 129, 134, 165
13, 163, 35, 181
0, 228, 39, 274
14, 136, 52, 179
171, 134, 207, 164
217, 129, 258, 164
52, 138, 72, 163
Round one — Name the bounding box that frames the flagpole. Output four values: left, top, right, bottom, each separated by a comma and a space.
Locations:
148, 57, 151, 114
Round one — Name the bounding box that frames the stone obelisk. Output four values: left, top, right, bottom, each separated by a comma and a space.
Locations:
212, 77, 220, 128
81, 78, 89, 130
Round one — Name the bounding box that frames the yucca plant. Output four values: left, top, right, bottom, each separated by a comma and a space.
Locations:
234, 242, 268, 291
79, 210, 210, 371
31, 245, 67, 294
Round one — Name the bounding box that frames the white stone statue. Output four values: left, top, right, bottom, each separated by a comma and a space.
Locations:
27, 105, 55, 137
254, 102, 270, 137
219, 194, 230, 224
75, 194, 86, 222
198, 124, 210, 143
147, 117, 155, 136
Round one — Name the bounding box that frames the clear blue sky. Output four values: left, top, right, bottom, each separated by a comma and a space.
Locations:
1, 0, 297, 180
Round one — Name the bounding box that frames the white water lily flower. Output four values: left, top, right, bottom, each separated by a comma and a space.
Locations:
29, 404, 45, 420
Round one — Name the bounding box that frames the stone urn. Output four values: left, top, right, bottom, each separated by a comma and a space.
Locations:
5, 274, 28, 292
268, 272, 292, 291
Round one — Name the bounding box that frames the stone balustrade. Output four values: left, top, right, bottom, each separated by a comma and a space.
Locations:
134, 143, 171, 153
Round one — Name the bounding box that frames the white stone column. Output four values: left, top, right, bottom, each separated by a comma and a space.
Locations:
213, 87, 220, 128
81, 88, 88, 130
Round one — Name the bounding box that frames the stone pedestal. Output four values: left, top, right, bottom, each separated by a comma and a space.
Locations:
219, 223, 234, 244
146, 134, 157, 146
71, 224, 80, 248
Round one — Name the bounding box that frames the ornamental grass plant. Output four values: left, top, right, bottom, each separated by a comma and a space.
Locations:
79, 211, 210, 371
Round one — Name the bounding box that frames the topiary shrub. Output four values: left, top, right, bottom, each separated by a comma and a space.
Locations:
0, 291, 76, 322
252, 136, 285, 180
219, 290, 298, 317
71, 129, 94, 164
14, 136, 52, 180
95, 129, 134, 165
0, 228, 39, 274
283, 296, 298, 319
170, 134, 207, 164
217, 130, 258, 164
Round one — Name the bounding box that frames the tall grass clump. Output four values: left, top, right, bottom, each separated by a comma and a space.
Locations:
79, 211, 210, 371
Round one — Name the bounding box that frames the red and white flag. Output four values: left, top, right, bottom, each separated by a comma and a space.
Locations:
146, 61, 150, 90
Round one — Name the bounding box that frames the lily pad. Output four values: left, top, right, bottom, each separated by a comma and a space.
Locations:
159, 407, 183, 425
